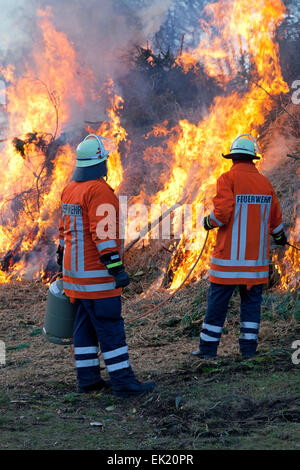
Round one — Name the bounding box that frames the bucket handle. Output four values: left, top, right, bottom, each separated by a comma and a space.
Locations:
42, 327, 73, 346
49, 272, 62, 284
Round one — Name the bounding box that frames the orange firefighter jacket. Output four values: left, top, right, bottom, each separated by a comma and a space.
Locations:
208, 161, 283, 286
58, 178, 124, 300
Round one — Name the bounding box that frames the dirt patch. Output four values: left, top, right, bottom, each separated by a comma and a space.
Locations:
0, 279, 299, 450
144, 394, 300, 440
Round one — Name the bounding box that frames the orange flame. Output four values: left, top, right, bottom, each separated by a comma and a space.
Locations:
152, 0, 292, 289
87, 79, 127, 191
0, 0, 297, 292
0, 8, 124, 282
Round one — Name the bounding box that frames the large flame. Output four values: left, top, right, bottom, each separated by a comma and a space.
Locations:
87, 78, 127, 191
0, 0, 297, 290
152, 0, 295, 289
0, 8, 124, 282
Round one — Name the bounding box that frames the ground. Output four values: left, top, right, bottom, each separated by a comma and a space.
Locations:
0, 278, 299, 451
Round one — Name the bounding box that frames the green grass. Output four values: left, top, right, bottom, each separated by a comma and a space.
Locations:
1, 352, 299, 450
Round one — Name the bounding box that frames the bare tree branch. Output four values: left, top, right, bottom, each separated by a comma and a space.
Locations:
287, 153, 300, 161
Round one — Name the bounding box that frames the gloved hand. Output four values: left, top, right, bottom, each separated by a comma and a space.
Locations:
203, 215, 214, 231
114, 270, 131, 288
56, 245, 64, 267
272, 231, 288, 246
100, 251, 131, 288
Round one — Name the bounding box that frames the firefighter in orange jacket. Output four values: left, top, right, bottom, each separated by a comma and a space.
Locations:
57, 134, 155, 396
191, 134, 287, 358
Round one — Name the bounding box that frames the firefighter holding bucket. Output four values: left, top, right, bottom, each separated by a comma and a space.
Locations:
44, 134, 155, 397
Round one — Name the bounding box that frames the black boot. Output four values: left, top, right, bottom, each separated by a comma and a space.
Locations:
239, 338, 257, 358
113, 379, 156, 398
78, 379, 111, 393
190, 349, 216, 359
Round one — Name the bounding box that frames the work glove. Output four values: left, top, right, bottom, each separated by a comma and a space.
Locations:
56, 245, 64, 267
203, 215, 214, 231
100, 251, 131, 288
113, 270, 131, 289
272, 231, 288, 246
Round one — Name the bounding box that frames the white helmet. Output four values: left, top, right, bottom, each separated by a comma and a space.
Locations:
222, 134, 260, 160
76, 134, 111, 168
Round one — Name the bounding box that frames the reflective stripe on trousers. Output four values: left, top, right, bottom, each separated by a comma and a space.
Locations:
199, 283, 263, 356
73, 297, 135, 389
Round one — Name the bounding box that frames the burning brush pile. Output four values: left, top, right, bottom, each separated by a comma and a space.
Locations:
0, 0, 299, 292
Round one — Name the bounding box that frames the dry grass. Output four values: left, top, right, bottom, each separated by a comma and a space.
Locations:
0, 275, 297, 395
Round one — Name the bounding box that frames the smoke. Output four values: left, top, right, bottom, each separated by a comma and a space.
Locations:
260, 131, 297, 173
40, 1, 140, 80
135, 0, 174, 38
40, 0, 175, 93
0, 0, 38, 63
0, 0, 175, 126
0, 0, 174, 79
259, 107, 300, 239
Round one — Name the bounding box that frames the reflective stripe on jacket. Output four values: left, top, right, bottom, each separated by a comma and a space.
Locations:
59, 178, 124, 299
208, 161, 283, 286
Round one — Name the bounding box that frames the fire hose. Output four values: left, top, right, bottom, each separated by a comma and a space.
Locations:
124, 231, 209, 324
64, 232, 209, 357
48, 232, 299, 355
55, 233, 297, 326
287, 242, 300, 251
49, 232, 209, 330
124, 234, 300, 323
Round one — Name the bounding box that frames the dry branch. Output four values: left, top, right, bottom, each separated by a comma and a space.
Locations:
239, 73, 299, 124
287, 153, 300, 161
179, 33, 185, 57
